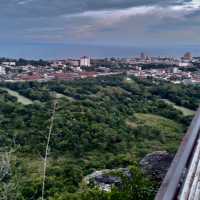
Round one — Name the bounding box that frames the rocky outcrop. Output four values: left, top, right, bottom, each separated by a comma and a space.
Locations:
83, 168, 132, 192
140, 151, 174, 182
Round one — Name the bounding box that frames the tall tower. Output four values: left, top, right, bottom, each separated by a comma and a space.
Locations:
140, 52, 146, 60
183, 52, 192, 61
80, 56, 91, 67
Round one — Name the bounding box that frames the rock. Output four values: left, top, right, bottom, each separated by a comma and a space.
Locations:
83, 167, 132, 192
140, 151, 174, 182
95, 175, 121, 185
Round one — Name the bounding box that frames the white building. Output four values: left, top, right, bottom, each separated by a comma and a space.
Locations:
178, 62, 191, 67
172, 67, 179, 74
52, 60, 64, 67
0, 66, 6, 75
80, 56, 91, 67
2, 61, 16, 67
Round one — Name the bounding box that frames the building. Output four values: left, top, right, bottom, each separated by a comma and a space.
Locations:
0, 65, 6, 75
140, 52, 146, 60
67, 59, 80, 67
183, 52, 192, 61
52, 60, 64, 67
91, 59, 111, 66
172, 67, 179, 74
178, 62, 191, 67
2, 61, 16, 67
80, 56, 91, 67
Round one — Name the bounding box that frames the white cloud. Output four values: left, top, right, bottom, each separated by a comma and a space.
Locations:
66, 6, 155, 20
16, 0, 35, 5
192, 0, 200, 5
63, 0, 200, 38
66, 1, 200, 20
67, 6, 157, 19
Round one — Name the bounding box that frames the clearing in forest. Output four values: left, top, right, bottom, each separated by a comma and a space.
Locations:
0, 87, 33, 105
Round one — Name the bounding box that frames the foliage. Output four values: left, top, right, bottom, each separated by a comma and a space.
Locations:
0, 75, 198, 199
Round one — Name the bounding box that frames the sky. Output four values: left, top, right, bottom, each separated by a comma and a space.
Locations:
0, 0, 200, 59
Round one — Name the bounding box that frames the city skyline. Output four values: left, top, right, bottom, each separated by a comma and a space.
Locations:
0, 0, 200, 58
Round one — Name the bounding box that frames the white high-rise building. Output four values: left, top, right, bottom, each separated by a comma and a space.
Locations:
80, 56, 91, 67
0, 66, 6, 75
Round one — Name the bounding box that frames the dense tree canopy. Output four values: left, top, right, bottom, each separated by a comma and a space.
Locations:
0, 75, 198, 199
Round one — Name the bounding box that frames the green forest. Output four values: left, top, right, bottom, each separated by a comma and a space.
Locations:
0, 75, 199, 200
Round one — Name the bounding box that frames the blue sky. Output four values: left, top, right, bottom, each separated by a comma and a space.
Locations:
0, 0, 200, 58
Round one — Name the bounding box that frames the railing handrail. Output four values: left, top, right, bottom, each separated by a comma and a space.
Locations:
155, 107, 200, 200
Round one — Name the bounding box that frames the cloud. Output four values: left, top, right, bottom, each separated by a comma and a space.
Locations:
16, 0, 35, 5
63, 0, 200, 38
67, 1, 200, 19
67, 6, 156, 18
0, 0, 200, 46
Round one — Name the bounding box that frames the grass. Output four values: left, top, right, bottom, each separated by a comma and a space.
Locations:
0, 87, 33, 105
131, 113, 185, 155
53, 92, 75, 101
125, 120, 138, 129
162, 99, 195, 116
134, 113, 184, 133
123, 77, 134, 84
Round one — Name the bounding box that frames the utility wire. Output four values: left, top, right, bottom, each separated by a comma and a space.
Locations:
41, 95, 57, 200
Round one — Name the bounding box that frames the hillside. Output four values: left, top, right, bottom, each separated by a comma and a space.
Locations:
0, 75, 199, 200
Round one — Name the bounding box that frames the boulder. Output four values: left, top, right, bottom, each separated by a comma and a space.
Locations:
83, 167, 132, 192
140, 151, 174, 182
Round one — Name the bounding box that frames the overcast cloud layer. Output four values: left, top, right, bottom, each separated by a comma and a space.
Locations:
0, 0, 200, 58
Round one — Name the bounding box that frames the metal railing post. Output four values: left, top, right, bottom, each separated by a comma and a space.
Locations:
155, 107, 200, 200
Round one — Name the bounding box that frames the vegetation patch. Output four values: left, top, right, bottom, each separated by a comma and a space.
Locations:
52, 91, 75, 101
162, 99, 195, 116
135, 113, 184, 134
0, 87, 33, 105
125, 120, 138, 129
0, 75, 197, 200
